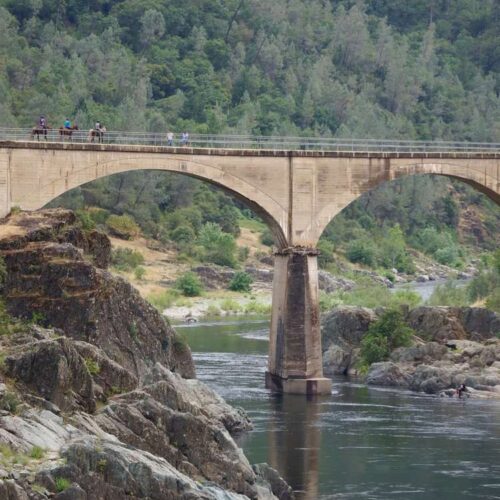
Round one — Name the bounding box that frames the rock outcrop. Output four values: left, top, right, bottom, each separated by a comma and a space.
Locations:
0, 210, 286, 499
322, 304, 500, 397
0, 210, 195, 380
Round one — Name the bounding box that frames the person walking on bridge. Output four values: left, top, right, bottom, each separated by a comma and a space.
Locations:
167, 131, 174, 146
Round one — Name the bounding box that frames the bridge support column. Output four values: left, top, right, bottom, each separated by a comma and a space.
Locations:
266, 247, 332, 395
0, 150, 11, 218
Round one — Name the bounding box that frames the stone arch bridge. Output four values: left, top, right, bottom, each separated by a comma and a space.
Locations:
0, 138, 498, 394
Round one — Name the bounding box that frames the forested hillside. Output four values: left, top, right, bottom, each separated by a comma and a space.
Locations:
1, 0, 498, 139
1, 0, 499, 283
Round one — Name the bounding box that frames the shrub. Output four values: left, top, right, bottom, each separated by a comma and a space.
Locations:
55, 477, 71, 493
244, 301, 271, 315
198, 223, 237, 268
360, 309, 413, 366
0, 392, 19, 413
147, 289, 180, 310
427, 281, 469, 307
176, 272, 203, 296
88, 207, 110, 225
170, 225, 196, 245
106, 214, 140, 239
346, 239, 376, 266
238, 246, 250, 262
84, 358, 100, 375
435, 246, 460, 266
317, 239, 335, 268
134, 266, 146, 280
205, 304, 221, 317
220, 298, 242, 312
111, 248, 145, 271
229, 272, 253, 292
260, 229, 275, 247
75, 210, 96, 231
485, 289, 500, 312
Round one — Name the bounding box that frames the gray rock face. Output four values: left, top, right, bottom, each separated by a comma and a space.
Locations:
407, 306, 500, 342
366, 339, 500, 395
365, 362, 411, 387
4, 338, 95, 413
321, 306, 378, 375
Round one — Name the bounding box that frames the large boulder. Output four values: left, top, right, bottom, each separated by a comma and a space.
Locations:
407, 306, 500, 342
366, 362, 411, 387
322, 306, 378, 375
4, 338, 95, 413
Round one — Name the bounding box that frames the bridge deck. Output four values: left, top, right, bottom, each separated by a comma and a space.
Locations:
1, 140, 499, 159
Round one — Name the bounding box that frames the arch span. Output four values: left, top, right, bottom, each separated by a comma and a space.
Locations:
10, 150, 290, 248
310, 161, 500, 244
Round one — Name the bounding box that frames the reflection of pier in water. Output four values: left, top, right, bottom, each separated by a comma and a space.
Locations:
268, 395, 321, 500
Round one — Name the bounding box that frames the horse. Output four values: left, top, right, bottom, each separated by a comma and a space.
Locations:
59, 125, 79, 141
31, 126, 51, 141
88, 126, 106, 143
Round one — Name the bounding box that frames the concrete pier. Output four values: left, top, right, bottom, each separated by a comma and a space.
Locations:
266, 247, 332, 395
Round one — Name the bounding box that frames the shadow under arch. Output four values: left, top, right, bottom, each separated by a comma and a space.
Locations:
314, 163, 500, 244
37, 156, 288, 248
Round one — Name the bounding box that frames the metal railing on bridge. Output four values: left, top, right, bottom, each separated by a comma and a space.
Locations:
0, 127, 499, 154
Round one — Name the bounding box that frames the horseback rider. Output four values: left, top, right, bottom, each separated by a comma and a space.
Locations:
64, 118, 71, 129
38, 115, 47, 129
94, 121, 103, 136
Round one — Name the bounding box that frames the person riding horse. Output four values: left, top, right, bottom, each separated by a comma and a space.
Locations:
59, 121, 79, 141
31, 116, 50, 140
88, 121, 106, 143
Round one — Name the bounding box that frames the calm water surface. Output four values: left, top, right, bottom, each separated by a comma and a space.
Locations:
176, 318, 500, 500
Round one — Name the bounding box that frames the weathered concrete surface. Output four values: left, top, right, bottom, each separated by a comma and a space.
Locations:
0, 141, 498, 247
267, 248, 331, 395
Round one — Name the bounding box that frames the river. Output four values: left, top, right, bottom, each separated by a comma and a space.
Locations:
176, 317, 500, 500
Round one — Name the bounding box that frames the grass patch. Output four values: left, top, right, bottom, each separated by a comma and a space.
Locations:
147, 289, 180, 311
0, 391, 20, 413
243, 301, 271, 315
220, 298, 242, 313
55, 477, 71, 492
84, 358, 101, 376
205, 304, 221, 317
111, 248, 144, 272
0, 444, 30, 468
29, 446, 45, 459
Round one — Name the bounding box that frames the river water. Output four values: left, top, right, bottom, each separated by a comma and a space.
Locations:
176, 318, 500, 500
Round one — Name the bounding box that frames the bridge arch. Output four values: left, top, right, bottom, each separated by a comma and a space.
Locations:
312, 161, 500, 244
17, 153, 289, 248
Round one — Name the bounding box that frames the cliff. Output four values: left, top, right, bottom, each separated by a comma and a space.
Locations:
0, 210, 291, 500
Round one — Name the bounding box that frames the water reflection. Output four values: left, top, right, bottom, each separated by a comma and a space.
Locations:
268, 394, 321, 500
181, 317, 500, 500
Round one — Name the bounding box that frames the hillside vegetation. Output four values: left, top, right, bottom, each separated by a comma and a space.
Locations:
1, 0, 499, 306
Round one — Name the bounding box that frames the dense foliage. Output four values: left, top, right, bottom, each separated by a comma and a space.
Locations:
1, 0, 498, 140
1, 0, 499, 277
360, 309, 414, 366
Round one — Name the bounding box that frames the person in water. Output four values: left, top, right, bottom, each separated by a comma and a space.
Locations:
456, 383, 468, 398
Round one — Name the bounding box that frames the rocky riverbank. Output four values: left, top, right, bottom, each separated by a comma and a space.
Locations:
322, 305, 500, 398
0, 210, 292, 499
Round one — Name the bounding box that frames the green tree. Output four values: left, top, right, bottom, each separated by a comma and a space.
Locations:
198, 222, 237, 268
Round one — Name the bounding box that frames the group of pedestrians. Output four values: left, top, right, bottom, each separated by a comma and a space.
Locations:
166, 131, 189, 146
